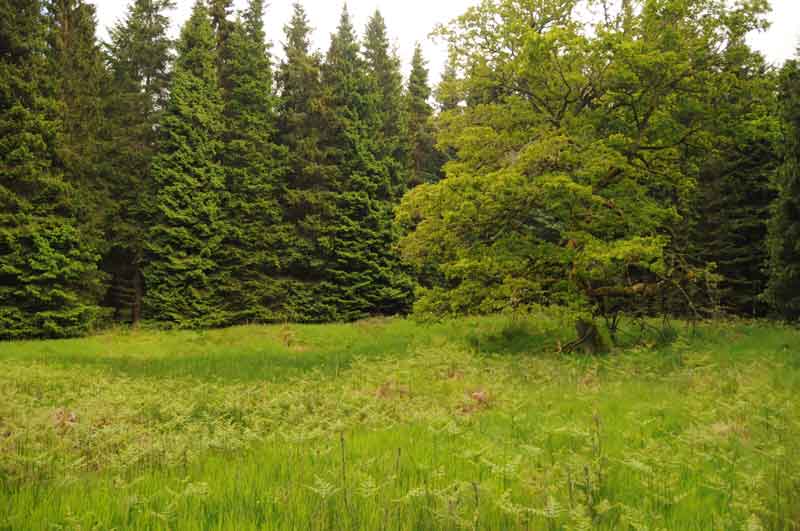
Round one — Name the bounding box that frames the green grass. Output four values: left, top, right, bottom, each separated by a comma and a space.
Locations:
1, 314, 799, 529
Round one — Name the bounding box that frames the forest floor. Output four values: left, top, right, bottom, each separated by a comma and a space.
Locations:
1, 313, 799, 530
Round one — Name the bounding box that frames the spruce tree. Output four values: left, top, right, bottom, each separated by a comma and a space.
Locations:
143, 1, 226, 328
208, 0, 234, 90
691, 51, 778, 316
219, 0, 290, 323
436, 51, 461, 112
405, 44, 442, 186
315, 6, 413, 320
105, 0, 174, 324
363, 10, 407, 199
46, 0, 111, 292
276, 2, 331, 321
0, 0, 103, 339
766, 57, 800, 321
208, 0, 234, 47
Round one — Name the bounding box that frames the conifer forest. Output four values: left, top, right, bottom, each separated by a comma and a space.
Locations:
2, 0, 800, 529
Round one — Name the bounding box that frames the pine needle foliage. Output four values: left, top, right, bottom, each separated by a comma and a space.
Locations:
0, 0, 104, 339
313, 6, 413, 320
765, 56, 800, 321
143, 1, 227, 328
218, 0, 291, 324
104, 0, 174, 324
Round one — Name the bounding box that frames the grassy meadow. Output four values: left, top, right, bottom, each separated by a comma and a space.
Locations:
1, 313, 799, 529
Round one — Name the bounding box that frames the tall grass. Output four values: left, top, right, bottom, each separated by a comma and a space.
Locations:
1, 315, 798, 529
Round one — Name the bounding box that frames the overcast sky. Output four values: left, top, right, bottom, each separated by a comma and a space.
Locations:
93, 0, 800, 85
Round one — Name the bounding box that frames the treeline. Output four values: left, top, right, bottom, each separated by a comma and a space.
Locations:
1, 0, 443, 338
1, 0, 799, 340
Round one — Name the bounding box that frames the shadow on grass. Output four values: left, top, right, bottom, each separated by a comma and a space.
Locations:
4, 321, 435, 383
466, 320, 553, 355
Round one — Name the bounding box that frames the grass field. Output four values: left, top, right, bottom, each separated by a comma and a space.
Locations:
1, 313, 799, 530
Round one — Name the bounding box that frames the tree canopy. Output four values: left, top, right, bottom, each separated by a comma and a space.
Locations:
0, 0, 796, 338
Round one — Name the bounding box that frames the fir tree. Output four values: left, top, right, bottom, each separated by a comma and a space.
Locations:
691, 51, 778, 316
315, 6, 413, 320
104, 0, 174, 324
208, 0, 234, 47
276, 2, 332, 321
363, 10, 407, 199
208, 0, 234, 91
766, 57, 800, 321
0, 0, 104, 339
218, 0, 290, 323
405, 43, 442, 186
46, 0, 111, 288
143, 1, 226, 328
436, 50, 461, 112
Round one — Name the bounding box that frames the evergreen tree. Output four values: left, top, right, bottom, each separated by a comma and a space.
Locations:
276, 2, 331, 321
0, 0, 103, 339
363, 10, 407, 199
105, 0, 174, 324
435, 50, 461, 112
405, 43, 442, 186
315, 6, 413, 320
208, 0, 234, 90
143, 1, 226, 328
208, 0, 234, 46
691, 50, 779, 316
219, 0, 290, 323
766, 57, 800, 321
46, 0, 111, 288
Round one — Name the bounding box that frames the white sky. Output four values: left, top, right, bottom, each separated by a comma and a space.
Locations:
93, 0, 800, 85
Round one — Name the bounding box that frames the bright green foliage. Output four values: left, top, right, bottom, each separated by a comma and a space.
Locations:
218, 0, 291, 323
313, 6, 413, 320
363, 10, 407, 198
0, 0, 103, 339
143, 2, 227, 328
104, 0, 174, 323
398, 0, 770, 319
765, 57, 800, 321
405, 44, 442, 186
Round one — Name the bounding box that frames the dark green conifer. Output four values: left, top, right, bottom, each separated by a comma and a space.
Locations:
405, 44, 442, 186
692, 52, 778, 316
0, 0, 103, 339
314, 6, 413, 320
436, 51, 461, 112
218, 0, 290, 323
46, 0, 111, 293
104, 0, 174, 324
276, 2, 332, 321
766, 57, 800, 320
143, 1, 226, 328
363, 10, 407, 199
208, 0, 234, 90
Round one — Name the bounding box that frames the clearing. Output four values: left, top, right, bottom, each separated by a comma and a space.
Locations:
1, 314, 799, 529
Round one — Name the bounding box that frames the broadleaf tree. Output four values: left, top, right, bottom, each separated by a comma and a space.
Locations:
397, 0, 771, 327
